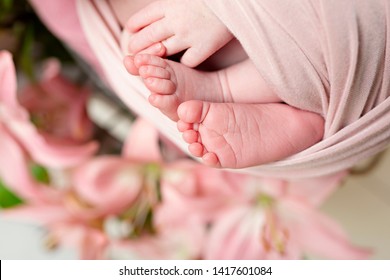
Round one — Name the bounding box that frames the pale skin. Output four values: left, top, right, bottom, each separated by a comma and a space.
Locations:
110, 0, 325, 168
124, 0, 234, 68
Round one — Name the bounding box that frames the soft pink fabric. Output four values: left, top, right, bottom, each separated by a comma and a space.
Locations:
204, 0, 390, 177
44, 0, 390, 178
28, 0, 101, 74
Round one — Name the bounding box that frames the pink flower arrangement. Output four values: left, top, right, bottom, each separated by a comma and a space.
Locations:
0, 50, 371, 260
0, 51, 97, 169
0, 51, 97, 200
158, 168, 370, 260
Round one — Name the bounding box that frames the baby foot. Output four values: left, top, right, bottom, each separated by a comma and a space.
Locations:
124, 54, 230, 120
122, 42, 166, 75
177, 100, 324, 168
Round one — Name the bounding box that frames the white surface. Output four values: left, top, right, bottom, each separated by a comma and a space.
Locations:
322, 149, 390, 259
0, 219, 76, 259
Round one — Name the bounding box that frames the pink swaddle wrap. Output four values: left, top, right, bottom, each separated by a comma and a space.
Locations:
35, 0, 390, 178
203, 0, 390, 176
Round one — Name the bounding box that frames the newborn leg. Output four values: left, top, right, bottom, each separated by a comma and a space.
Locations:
124, 54, 229, 120
124, 54, 279, 120
177, 101, 324, 168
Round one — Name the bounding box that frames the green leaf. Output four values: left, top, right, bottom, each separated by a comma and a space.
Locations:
0, 0, 13, 11
30, 164, 50, 184
0, 0, 13, 21
3, 0, 14, 10
0, 180, 24, 209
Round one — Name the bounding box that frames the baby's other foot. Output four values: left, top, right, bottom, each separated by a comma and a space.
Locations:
127, 54, 228, 120
134, 54, 180, 120
177, 101, 324, 168
123, 42, 166, 75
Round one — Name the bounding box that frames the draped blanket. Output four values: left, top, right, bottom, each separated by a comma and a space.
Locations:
73, 0, 390, 178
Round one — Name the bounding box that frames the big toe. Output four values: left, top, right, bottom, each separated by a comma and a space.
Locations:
178, 100, 210, 124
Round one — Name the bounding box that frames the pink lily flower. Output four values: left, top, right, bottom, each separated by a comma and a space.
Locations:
110, 222, 205, 259
2, 118, 202, 259
0, 51, 97, 170
203, 174, 372, 260
19, 59, 94, 143
155, 165, 243, 230
113, 119, 206, 259
136, 134, 370, 260
1, 144, 144, 259
0, 121, 59, 202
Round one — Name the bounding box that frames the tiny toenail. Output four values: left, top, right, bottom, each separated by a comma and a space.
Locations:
193, 123, 199, 131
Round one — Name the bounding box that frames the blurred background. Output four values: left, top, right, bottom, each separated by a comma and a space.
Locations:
1, 146, 390, 259
1, 68, 389, 259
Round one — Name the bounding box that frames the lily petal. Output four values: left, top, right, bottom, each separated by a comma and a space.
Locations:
72, 156, 143, 214
280, 199, 371, 259
51, 223, 108, 259
113, 224, 205, 260
1, 204, 70, 225
0, 51, 18, 109
205, 206, 267, 260
9, 119, 98, 168
0, 125, 49, 201
123, 118, 162, 163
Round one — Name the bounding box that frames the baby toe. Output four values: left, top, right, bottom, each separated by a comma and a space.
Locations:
178, 100, 209, 124
139, 65, 171, 80
144, 77, 176, 94
177, 120, 193, 132
188, 142, 204, 157
134, 54, 167, 68
202, 153, 221, 167
182, 130, 199, 144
